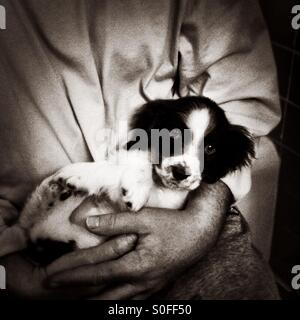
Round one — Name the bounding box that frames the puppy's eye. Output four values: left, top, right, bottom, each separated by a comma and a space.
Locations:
205, 144, 216, 156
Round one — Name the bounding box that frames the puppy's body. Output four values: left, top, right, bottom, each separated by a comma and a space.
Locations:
0, 96, 278, 300
0, 96, 279, 299
0, 148, 188, 258
0, 97, 254, 255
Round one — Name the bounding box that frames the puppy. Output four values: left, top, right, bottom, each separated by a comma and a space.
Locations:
0, 96, 254, 263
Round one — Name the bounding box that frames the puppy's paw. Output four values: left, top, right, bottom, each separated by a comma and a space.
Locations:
50, 163, 101, 196
120, 168, 152, 212
35, 178, 71, 210
41, 180, 76, 210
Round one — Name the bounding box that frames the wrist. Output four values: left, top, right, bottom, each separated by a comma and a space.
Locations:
189, 180, 233, 216
184, 181, 232, 256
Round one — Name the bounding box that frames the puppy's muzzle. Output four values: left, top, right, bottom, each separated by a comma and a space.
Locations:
155, 155, 201, 191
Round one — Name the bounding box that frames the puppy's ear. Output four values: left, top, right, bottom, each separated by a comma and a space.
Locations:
223, 125, 255, 172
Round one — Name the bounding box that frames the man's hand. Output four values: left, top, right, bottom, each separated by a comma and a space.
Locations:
0, 253, 93, 299
47, 181, 232, 299
0, 234, 136, 299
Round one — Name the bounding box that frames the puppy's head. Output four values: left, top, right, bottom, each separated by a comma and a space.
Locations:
128, 97, 255, 190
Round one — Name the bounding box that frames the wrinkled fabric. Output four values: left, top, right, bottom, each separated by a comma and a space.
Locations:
0, 0, 280, 213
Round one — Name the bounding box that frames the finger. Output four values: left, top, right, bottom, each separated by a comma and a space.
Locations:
47, 252, 138, 288
86, 212, 147, 236
89, 283, 144, 300
47, 234, 138, 276
47, 286, 104, 299
131, 292, 153, 300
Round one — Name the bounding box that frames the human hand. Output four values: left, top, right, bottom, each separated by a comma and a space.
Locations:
0, 233, 136, 299
47, 181, 231, 300
0, 253, 100, 299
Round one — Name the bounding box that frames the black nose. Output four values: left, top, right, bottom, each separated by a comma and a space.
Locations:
171, 165, 190, 181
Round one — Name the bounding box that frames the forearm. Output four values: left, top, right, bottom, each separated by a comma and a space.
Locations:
187, 180, 233, 257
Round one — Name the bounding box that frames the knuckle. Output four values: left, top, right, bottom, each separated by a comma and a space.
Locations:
134, 250, 151, 276
132, 259, 143, 276
106, 214, 117, 229
144, 279, 157, 290
93, 267, 102, 286
140, 214, 151, 228
83, 252, 96, 265
122, 234, 137, 248
110, 240, 124, 256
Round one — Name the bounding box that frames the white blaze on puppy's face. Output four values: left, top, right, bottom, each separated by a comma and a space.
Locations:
156, 108, 210, 190
186, 108, 210, 155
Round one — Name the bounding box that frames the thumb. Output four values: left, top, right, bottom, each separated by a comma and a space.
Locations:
86, 213, 145, 236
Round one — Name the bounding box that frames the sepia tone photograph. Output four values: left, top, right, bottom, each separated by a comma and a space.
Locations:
0, 0, 299, 304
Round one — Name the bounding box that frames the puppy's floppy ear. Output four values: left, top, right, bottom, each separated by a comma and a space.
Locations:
222, 125, 255, 172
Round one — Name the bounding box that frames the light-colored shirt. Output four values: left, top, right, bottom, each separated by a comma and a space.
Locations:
0, 0, 280, 223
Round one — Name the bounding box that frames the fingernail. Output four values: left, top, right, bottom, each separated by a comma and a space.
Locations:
86, 216, 100, 229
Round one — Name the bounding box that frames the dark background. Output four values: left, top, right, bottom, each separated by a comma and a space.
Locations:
259, 0, 300, 299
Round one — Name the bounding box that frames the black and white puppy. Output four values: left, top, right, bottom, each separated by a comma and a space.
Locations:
130, 96, 254, 186
0, 97, 254, 263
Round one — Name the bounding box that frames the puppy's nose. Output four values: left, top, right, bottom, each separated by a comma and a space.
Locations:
171, 165, 190, 181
